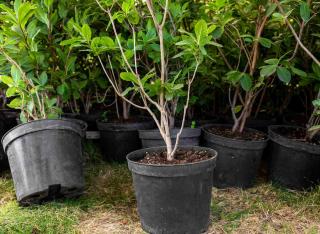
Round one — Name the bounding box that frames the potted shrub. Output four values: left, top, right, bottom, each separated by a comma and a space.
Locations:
0, 0, 86, 205
268, 0, 320, 190
201, 0, 303, 188
65, 0, 218, 232
59, 8, 113, 131
62, 14, 155, 161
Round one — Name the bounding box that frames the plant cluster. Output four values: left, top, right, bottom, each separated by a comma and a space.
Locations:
0, 0, 319, 156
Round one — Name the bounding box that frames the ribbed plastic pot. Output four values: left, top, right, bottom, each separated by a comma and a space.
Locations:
202, 124, 268, 188
127, 146, 217, 234
2, 119, 86, 205
268, 125, 320, 190
139, 128, 201, 148
97, 119, 154, 161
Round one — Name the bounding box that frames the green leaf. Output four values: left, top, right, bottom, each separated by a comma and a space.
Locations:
60, 37, 83, 47
18, 2, 36, 29
8, 98, 22, 109
291, 67, 307, 77
312, 99, 320, 107
312, 63, 320, 77
226, 71, 243, 85
300, 2, 311, 22
240, 74, 252, 91
44, 0, 54, 9
0, 75, 14, 86
259, 37, 272, 48
39, 72, 48, 86
57, 83, 66, 95
91, 37, 115, 54
260, 65, 277, 77
82, 24, 92, 42
11, 66, 21, 82
265, 58, 279, 65
36, 8, 49, 28
194, 19, 208, 44
47, 98, 57, 107
266, 3, 277, 17
277, 67, 291, 83
6, 87, 17, 97
120, 72, 138, 84
234, 105, 242, 114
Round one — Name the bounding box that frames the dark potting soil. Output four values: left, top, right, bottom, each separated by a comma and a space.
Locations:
207, 126, 267, 141
274, 126, 320, 145
138, 149, 212, 165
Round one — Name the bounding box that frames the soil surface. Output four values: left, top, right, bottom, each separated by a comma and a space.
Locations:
138, 149, 212, 165
207, 126, 267, 141
274, 127, 320, 145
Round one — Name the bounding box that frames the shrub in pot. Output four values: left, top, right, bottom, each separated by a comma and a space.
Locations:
65, 0, 218, 232
201, 0, 298, 188
62, 16, 156, 161
0, 0, 86, 205
266, 0, 320, 190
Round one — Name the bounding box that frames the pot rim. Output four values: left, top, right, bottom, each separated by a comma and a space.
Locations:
2, 119, 85, 152
202, 124, 269, 143
127, 146, 217, 168
268, 125, 320, 153
126, 146, 217, 177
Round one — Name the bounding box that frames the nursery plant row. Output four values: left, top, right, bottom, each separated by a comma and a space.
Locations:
0, 0, 320, 233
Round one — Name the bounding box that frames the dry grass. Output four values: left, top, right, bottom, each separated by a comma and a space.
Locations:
207, 184, 320, 233
1, 143, 320, 233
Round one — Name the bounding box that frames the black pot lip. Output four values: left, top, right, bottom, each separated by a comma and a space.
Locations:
139, 127, 201, 139
96, 116, 154, 131
2, 119, 85, 152
202, 124, 268, 143
126, 146, 217, 168
268, 125, 320, 152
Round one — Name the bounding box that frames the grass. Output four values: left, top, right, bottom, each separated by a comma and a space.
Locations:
0, 142, 319, 233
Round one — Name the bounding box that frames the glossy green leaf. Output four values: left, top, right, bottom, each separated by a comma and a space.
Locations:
82, 24, 92, 42
120, 72, 138, 84
277, 67, 291, 83
240, 74, 252, 91
300, 2, 311, 22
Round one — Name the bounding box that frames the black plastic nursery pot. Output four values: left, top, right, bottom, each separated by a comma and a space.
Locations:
202, 124, 268, 188
127, 146, 217, 234
97, 119, 154, 161
139, 127, 201, 148
2, 119, 86, 205
268, 125, 320, 190
63, 112, 102, 131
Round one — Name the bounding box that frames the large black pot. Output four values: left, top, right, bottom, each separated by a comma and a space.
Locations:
2, 119, 86, 205
97, 119, 154, 161
63, 112, 102, 131
202, 124, 268, 188
139, 128, 201, 148
268, 125, 320, 190
127, 146, 217, 234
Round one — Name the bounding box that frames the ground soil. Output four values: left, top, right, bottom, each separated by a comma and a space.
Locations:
138, 149, 212, 165
274, 126, 320, 145
207, 126, 267, 141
